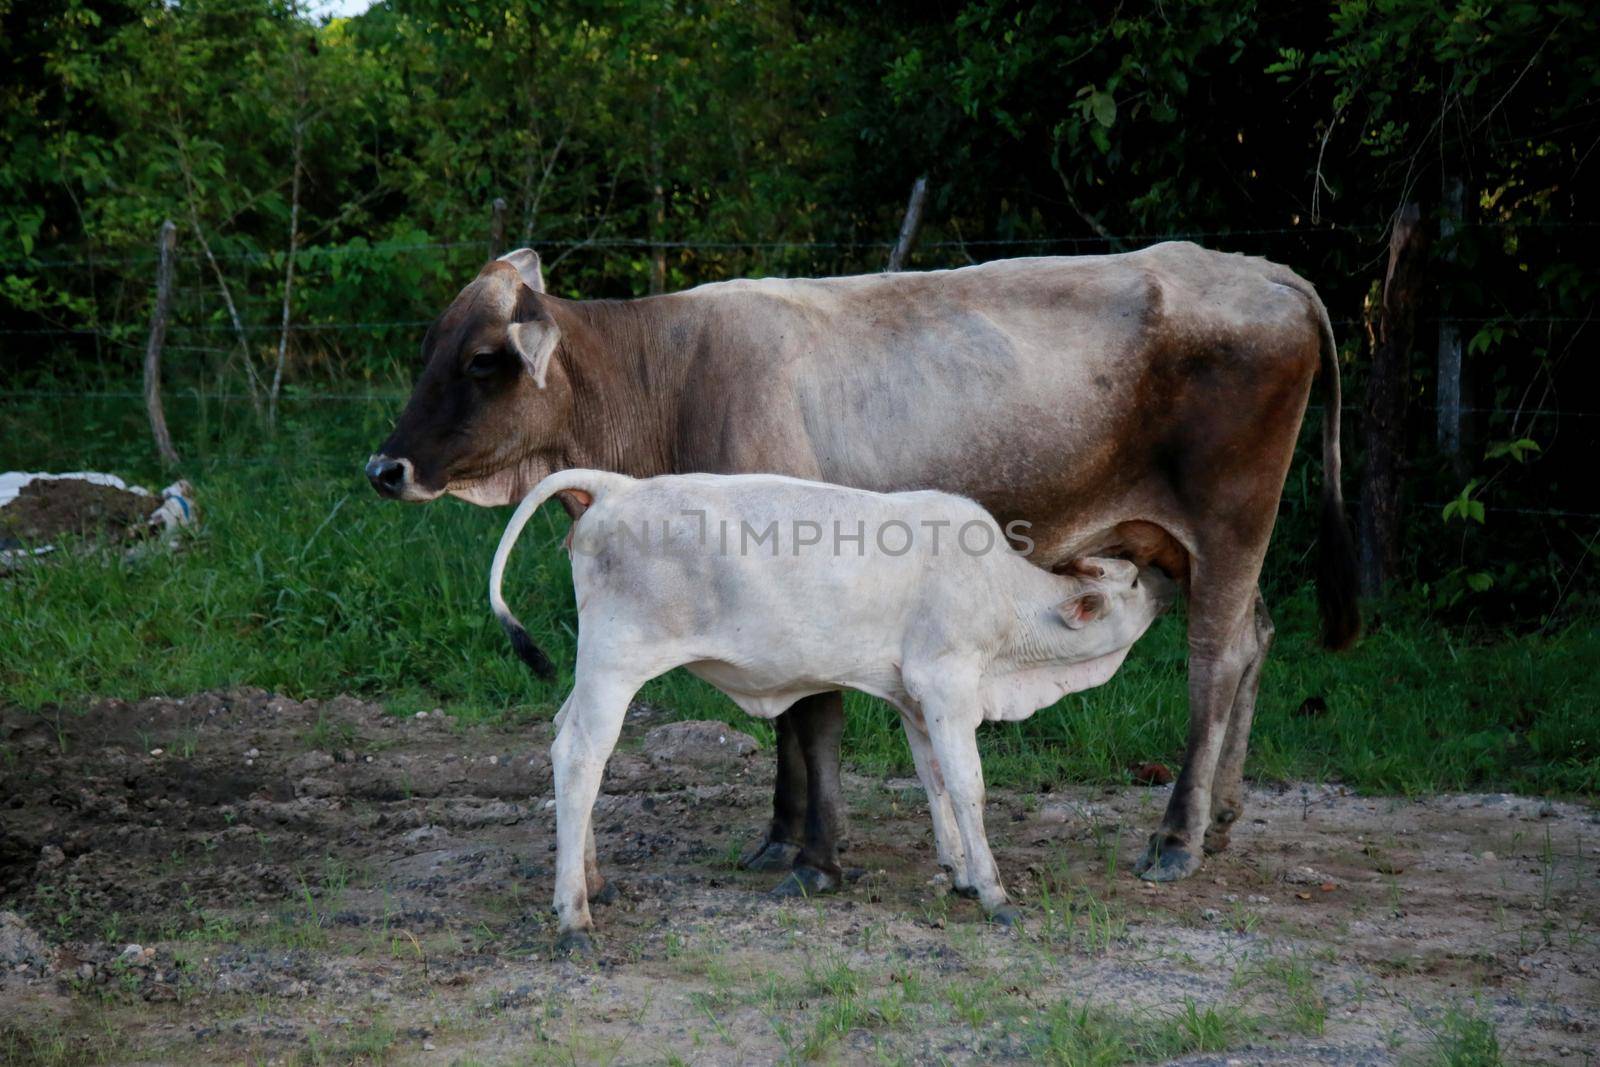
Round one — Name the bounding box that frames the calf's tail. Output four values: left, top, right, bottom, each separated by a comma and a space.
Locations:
488, 469, 632, 680
1307, 290, 1361, 650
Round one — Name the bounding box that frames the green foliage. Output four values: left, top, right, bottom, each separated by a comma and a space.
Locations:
1, 0, 1595, 606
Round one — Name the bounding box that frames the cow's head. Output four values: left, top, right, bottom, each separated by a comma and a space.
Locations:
366, 249, 568, 506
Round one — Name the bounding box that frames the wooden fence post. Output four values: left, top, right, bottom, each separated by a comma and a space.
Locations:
144, 220, 181, 467
886, 175, 929, 272
489, 197, 508, 259
1358, 202, 1427, 596
1436, 174, 1464, 461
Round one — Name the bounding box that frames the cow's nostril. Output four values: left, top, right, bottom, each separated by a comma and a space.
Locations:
365, 456, 409, 497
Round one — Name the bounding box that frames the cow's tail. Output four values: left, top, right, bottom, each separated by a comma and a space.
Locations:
1305, 288, 1361, 650
488, 469, 633, 680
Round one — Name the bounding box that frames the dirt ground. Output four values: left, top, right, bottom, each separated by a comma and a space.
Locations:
1, 690, 1595, 1066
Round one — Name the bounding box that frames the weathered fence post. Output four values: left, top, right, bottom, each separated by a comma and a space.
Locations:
489, 197, 508, 259
144, 220, 181, 467
1358, 202, 1427, 596
886, 175, 929, 272
1436, 174, 1464, 461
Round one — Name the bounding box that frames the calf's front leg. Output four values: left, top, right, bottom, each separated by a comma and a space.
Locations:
550, 675, 636, 954
917, 682, 1020, 926
900, 710, 969, 887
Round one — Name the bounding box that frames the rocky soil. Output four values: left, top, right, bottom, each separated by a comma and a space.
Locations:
1, 689, 1595, 1065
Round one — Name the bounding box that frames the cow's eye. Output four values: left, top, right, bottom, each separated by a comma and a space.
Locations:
466, 350, 509, 380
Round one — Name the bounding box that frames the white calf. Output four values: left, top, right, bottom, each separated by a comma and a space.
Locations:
489, 470, 1173, 947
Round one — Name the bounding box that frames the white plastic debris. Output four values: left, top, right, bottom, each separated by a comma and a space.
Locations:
0, 471, 199, 573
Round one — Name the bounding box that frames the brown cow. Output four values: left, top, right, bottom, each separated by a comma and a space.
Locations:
366, 244, 1358, 888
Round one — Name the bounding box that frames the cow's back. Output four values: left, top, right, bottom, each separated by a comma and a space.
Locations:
670, 243, 1322, 564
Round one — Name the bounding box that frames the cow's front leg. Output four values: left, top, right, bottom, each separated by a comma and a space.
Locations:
771, 691, 848, 897
1205, 593, 1274, 856
737, 706, 807, 872
550, 674, 636, 954
1136, 589, 1258, 882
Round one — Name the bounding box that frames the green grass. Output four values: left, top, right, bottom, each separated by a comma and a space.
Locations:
2, 390, 1598, 796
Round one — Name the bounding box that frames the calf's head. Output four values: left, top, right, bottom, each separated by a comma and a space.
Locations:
366, 249, 569, 506
1053, 557, 1176, 661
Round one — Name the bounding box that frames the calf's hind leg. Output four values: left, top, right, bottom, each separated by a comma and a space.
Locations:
550, 673, 641, 953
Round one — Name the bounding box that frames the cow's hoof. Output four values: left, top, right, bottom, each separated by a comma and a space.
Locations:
1135, 835, 1202, 882
949, 883, 980, 900
555, 930, 594, 957
1202, 829, 1232, 856
988, 904, 1024, 929
588, 881, 618, 906
770, 865, 841, 898
738, 839, 801, 872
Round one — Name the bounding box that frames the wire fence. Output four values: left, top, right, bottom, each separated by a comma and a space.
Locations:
5, 222, 1595, 522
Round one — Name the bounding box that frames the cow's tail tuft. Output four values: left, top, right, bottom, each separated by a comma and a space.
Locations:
488, 469, 633, 680
1306, 290, 1362, 651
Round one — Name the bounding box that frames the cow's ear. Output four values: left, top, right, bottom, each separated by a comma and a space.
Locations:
508, 318, 560, 388
1054, 590, 1107, 630
498, 248, 545, 293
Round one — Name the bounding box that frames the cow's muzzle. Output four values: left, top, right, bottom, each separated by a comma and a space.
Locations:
365, 454, 424, 500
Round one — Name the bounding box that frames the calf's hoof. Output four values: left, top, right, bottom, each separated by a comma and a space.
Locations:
770, 865, 841, 899
987, 904, 1024, 929
1134, 834, 1203, 883
555, 929, 594, 957
588, 881, 618, 906
738, 838, 802, 872
1203, 808, 1238, 855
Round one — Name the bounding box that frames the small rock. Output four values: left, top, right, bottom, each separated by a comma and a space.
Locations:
1284, 864, 1330, 886
0, 912, 51, 971
487, 755, 499, 766
1480, 850, 1497, 862
423, 1041, 436, 1051
119, 944, 144, 962
244, 747, 260, 759
415, 710, 429, 719
38, 845, 66, 870
1200, 908, 1220, 923
149, 748, 164, 757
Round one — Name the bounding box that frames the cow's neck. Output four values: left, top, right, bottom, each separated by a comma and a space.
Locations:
551, 296, 690, 479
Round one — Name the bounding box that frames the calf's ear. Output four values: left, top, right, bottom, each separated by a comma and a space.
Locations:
508, 318, 561, 388
1055, 591, 1107, 629
498, 248, 545, 293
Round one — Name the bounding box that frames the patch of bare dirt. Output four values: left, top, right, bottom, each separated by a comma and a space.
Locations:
0, 690, 1595, 1065
0, 479, 156, 547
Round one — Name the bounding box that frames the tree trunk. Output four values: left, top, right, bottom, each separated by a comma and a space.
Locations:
270, 121, 304, 430
1358, 202, 1428, 596
143, 220, 181, 468
886, 175, 929, 272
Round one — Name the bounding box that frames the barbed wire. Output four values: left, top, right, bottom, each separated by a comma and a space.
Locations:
6, 218, 1598, 271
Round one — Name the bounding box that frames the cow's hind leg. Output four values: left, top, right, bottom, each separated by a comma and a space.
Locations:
550, 673, 640, 954
738, 707, 807, 872
1205, 591, 1274, 855
771, 691, 849, 898
1136, 556, 1264, 883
